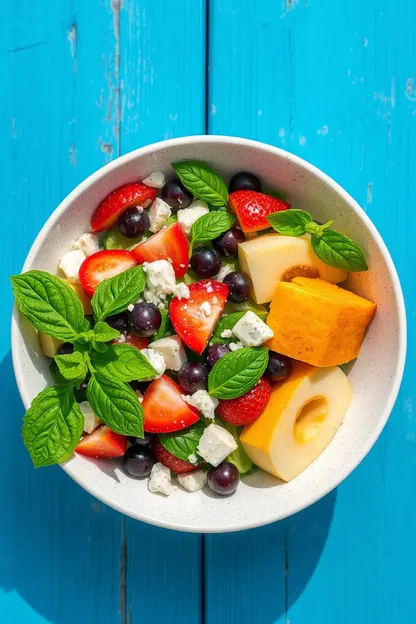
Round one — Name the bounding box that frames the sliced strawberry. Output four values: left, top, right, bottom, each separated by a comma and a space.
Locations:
170, 280, 228, 354
75, 426, 127, 458
130, 222, 189, 278
154, 440, 198, 474
79, 249, 137, 297
142, 375, 200, 433
229, 190, 290, 232
112, 332, 149, 350
217, 377, 272, 425
91, 183, 158, 232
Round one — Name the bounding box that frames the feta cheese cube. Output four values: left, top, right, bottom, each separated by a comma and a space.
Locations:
200, 301, 212, 317
144, 260, 176, 296
183, 390, 218, 420
232, 310, 274, 347
177, 201, 209, 235
220, 329, 233, 339
142, 171, 166, 188
150, 335, 187, 371
72, 233, 100, 257
188, 453, 198, 465
229, 341, 244, 351
79, 401, 101, 434
140, 348, 166, 379
148, 462, 172, 496
174, 282, 190, 299
59, 249, 86, 283
178, 470, 208, 492
148, 197, 171, 233
197, 424, 238, 467
127, 304, 135, 312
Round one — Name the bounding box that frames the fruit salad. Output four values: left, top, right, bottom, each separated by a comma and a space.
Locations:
11, 162, 376, 497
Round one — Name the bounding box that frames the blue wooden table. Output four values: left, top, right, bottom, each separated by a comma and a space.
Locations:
1, 1, 414, 622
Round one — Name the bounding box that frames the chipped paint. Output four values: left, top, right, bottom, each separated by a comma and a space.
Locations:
211, 104, 217, 115
11, 118, 16, 139
363, 38, 368, 46
366, 182, 373, 204
68, 23, 77, 72
317, 125, 328, 135
69, 144, 77, 166
299, 135, 306, 146
100, 141, 114, 155
405, 78, 416, 102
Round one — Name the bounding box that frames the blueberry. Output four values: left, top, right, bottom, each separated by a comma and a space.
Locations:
229, 171, 262, 193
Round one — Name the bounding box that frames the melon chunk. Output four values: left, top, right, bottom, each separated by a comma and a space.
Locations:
39, 332, 63, 358
240, 363, 352, 481
238, 234, 346, 304
65, 280, 93, 315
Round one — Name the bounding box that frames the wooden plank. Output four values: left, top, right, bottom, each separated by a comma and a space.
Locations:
0, 1, 125, 622
207, 1, 415, 623
119, 2, 206, 623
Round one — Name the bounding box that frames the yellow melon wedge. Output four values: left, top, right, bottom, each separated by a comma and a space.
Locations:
240, 363, 352, 481
39, 333, 63, 358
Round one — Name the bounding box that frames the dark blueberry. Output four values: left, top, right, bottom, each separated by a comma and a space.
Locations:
128, 433, 154, 447
208, 462, 240, 495
130, 302, 162, 337
223, 271, 252, 303
206, 344, 231, 369
212, 227, 245, 256
118, 207, 150, 238
229, 171, 262, 193
190, 247, 222, 278
161, 178, 193, 211
123, 445, 154, 478
74, 377, 89, 403
178, 361, 208, 393
56, 342, 74, 356
265, 352, 292, 382
106, 312, 129, 333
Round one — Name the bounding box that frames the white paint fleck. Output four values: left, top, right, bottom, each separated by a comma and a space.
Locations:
299, 135, 306, 146
405, 78, 416, 102
363, 38, 368, 47
317, 125, 328, 135
211, 104, 217, 115
257, 110, 262, 116
404, 397, 413, 418
366, 182, 373, 204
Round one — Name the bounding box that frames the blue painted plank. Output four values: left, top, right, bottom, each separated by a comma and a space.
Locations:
207, 1, 415, 623
119, 2, 206, 621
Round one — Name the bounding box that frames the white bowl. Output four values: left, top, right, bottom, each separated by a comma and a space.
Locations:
11, 136, 406, 533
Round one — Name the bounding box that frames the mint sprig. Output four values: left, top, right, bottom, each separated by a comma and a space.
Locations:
91, 265, 146, 321
266, 209, 368, 272
189, 211, 235, 256
54, 351, 88, 382
90, 344, 156, 382
208, 347, 269, 399
173, 161, 228, 207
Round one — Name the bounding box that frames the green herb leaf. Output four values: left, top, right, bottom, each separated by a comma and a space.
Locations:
173, 161, 228, 206
219, 421, 253, 474
11, 271, 86, 341
150, 305, 170, 342
87, 374, 144, 437
104, 227, 145, 250
159, 422, 206, 463
50, 360, 72, 385
91, 266, 146, 322
54, 351, 88, 382
267, 209, 312, 237
210, 312, 245, 344
22, 385, 83, 467
92, 321, 120, 343
190, 212, 235, 247
90, 344, 156, 382
208, 347, 269, 399
224, 298, 268, 321
311, 229, 368, 272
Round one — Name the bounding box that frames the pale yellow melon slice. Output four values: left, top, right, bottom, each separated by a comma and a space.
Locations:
238, 234, 347, 304
240, 363, 352, 481
39, 333, 63, 358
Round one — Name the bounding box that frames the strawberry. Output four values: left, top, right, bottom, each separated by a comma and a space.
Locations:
153, 440, 198, 474
112, 332, 149, 350
170, 280, 228, 354
216, 377, 272, 426
79, 249, 137, 297
229, 190, 290, 233
75, 426, 127, 458
130, 222, 189, 278
142, 375, 200, 433
91, 183, 158, 232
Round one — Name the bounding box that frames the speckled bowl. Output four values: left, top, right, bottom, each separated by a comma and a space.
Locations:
11, 136, 406, 532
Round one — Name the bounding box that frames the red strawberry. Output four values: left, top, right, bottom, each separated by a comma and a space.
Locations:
91, 183, 158, 232
112, 332, 149, 350
75, 426, 127, 458
153, 440, 198, 474
130, 222, 189, 278
79, 249, 137, 297
142, 375, 200, 433
170, 280, 228, 354
216, 377, 272, 426
229, 190, 290, 233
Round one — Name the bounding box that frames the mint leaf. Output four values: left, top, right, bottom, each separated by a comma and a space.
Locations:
50, 360, 72, 385
91, 266, 146, 322
173, 161, 228, 206
87, 374, 144, 437
267, 209, 312, 236
90, 344, 156, 382
208, 347, 269, 399
54, 351, 88, 382
92, 321, 120, 343
190, 212, 235, 247
11, 271, 86, 341
219, 421, 253, 475
104, 228, 145, 250
22, 385, 83, 467
311, 230, 368, 272
159, 422, 205, 463
150, 305, 171, 342
211, 312, 245, 344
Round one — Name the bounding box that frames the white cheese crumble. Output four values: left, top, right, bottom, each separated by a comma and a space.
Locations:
188, 453, 198, 465
150, 335, 187, 372
200, 301, 212, 317
148, 463, 172, 496
144, 260, 176, 296
183, 390, 218, 420
127, 304, 135, 312
71, 233, 100, 257
178, 470, 208, 492
79, 402, 101, 434
174, 282, 190, 299
232, 310, 274, 347
148, 197, 171, 233
220, 329, 233, 339
140, 348, 166, 379
177, 200, 209, 234
197, 424, 238, 467
229, 341, 244, 351
142, 289, 163, 306
142, 171, 166, 188
59, 249, 86, 283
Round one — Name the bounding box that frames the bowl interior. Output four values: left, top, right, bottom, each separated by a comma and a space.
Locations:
11, 136, 405, 532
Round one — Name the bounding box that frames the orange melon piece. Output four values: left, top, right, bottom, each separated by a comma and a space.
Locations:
266, 277, 376, 366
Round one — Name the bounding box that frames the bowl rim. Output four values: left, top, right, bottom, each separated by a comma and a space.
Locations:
11, 135, 407, 532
